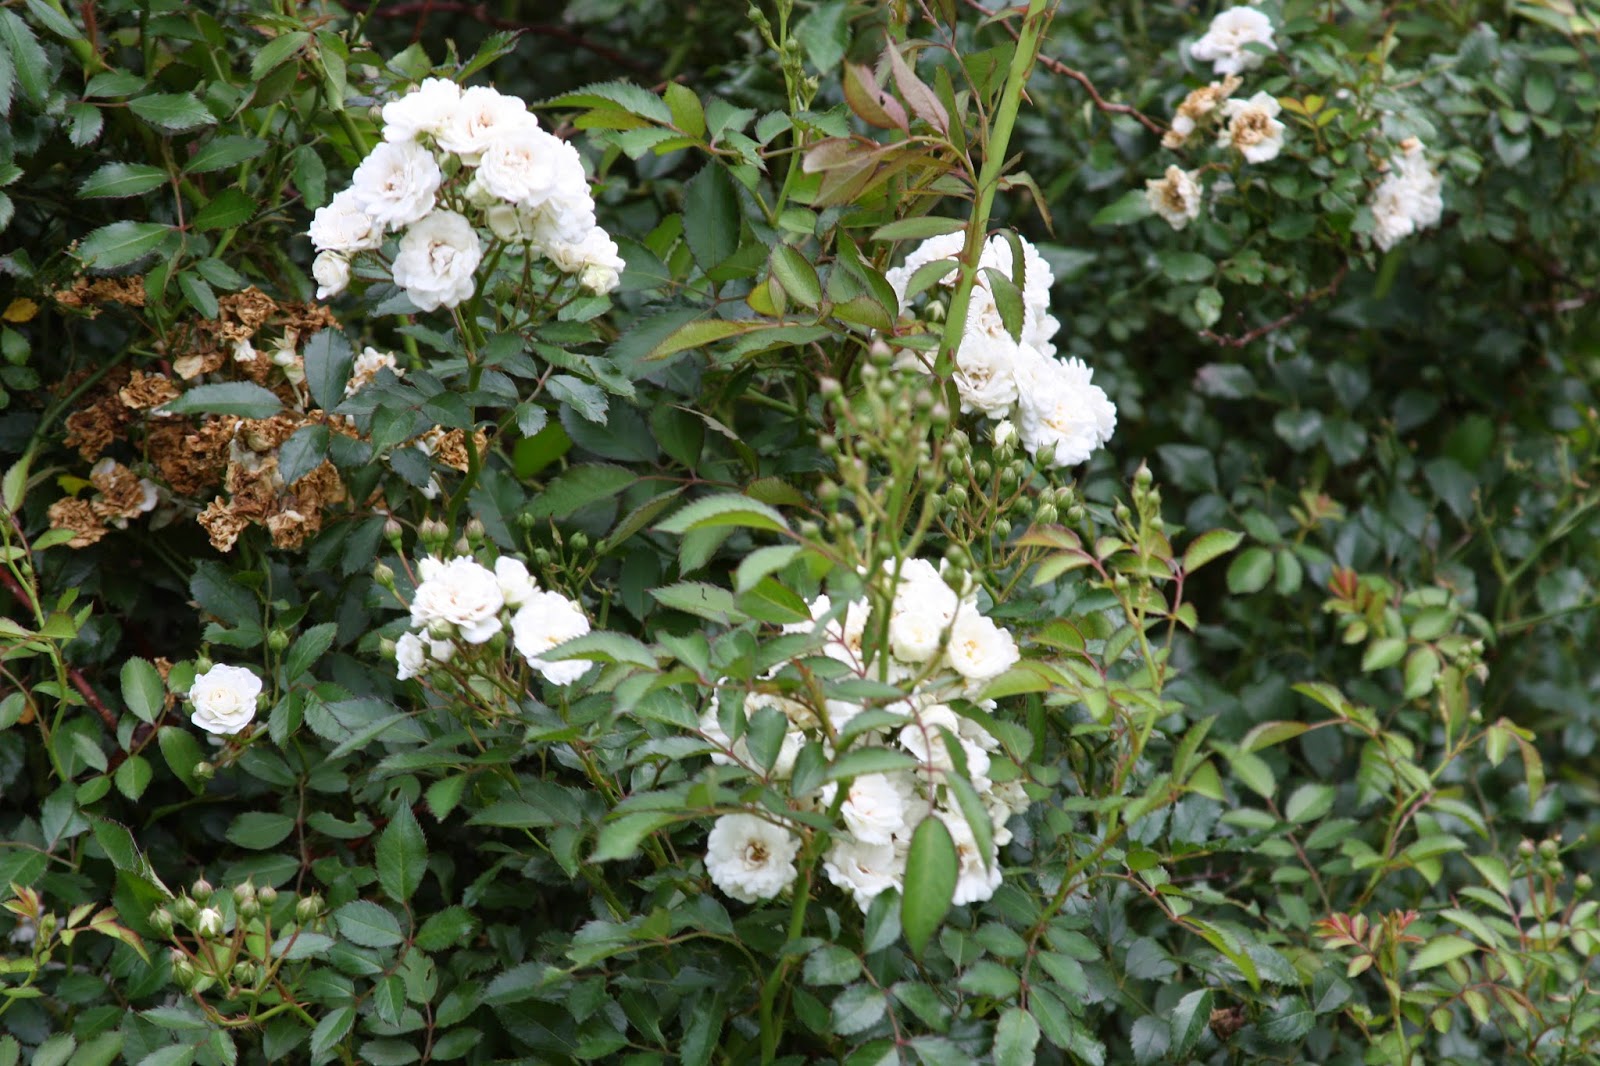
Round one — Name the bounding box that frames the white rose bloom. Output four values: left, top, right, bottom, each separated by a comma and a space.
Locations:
435, 85, 538, 163
392, 210, 483, 312
946, 607, 1020, 683
395, 632, 429, 681
951, 327, 1021, 417
478, 126, 583, 207
705, 813, 799, 903
885, 232, 1060, 361
1370, 138, 1444, 251
940, 808, 1004, 905
1218, 92, 1287, 164
993, 419, 1018, 451
381, 77, 462, 143
188, 664, 261, 736
494, 556, 538, 608
1145, 166, 1204, 231
899, 704, 969, 775
1190, 7, 1276, 76
823, 837, 903, 909
544, 227, 626, 295
511, 590, 592, 684
410, 556, 505, 644
349, 140, 443, 228
839, 772, 912, 845
308, 189, 384, 253
1015, 352, 1117, 467
346, 347, 402, 397
525, 184, 600, 248
312, 251, 350, 301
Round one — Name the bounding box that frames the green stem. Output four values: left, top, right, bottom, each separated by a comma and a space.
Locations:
935, 0, 1056, 376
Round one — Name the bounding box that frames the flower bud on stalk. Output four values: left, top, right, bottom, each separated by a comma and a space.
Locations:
196, 908, 224, 938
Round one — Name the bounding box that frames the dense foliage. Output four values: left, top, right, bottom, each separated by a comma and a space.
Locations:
2, 1, 1599, 1064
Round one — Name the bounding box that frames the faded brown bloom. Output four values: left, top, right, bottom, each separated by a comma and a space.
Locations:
421, 427, 490, 472
265, 508, 313, 549
118, 371, 180, 411
89, 459, 156, 524
48, 498, 108, 548
63, 401, 123, 462
1162, 75, 1242, 149
53, 276, 147, 314
216, 288, 278, 343
198, 498, 249, 552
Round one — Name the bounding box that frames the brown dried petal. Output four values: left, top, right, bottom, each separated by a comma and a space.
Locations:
48, 498, 108, 549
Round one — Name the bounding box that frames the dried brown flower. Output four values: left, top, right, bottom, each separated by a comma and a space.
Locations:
47, 498, 108, 548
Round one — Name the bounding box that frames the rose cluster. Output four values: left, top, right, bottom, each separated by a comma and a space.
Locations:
886, 233, 1117, 468
1145, 7, 1445, 252
391, 552, 592, 687
308, 78, 624, 311
700, 558, 1031, 911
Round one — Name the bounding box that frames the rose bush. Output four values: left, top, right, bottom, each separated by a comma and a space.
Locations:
1, 1, 1598, 1064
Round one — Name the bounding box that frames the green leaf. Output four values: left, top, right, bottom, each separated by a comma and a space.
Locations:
77, 221, 172, 269
225, 811, 296, 849
309, 1006, 355, 1058
683, 164, 740, 270
528, 463, 637, 519
414, 906, 478, 951
1225, 546, 1274, 594
278, 423, 330, 487
769, 245, 822, 308
158, 726, 204, 794
162, 382, 283, 418
830, 984, 887, 1036
78, 163, 168, 199
1091, 188, 1153, 226
128, 92, 216, 132
333, 900, 404, 948
657, 493, 789, 535
1155, 250, 1216, 283
190, 187, 255, 231
120, 657, 165, 725
547, 80, 673, 124
250, 29, 310, 81
901, 816, 957, 957
184, 135, 269, 174
649, 581, 741, 623
1284, 782, 1335, 823
994, 1007, 1041, 1066
0, 11, 48, 107
376, 802, 427, 902
872, 216, 967, 242
1361, 637, 1407, 672
826, 747, 918, 781
1182, 529, 1242, 574
1261, 995, 1314, 1043
302, 329, 353, 413
177, 272, 218, 318
1408, 934, 1478, 972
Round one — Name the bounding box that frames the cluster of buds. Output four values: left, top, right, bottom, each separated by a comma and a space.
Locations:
151, 877, 322, 998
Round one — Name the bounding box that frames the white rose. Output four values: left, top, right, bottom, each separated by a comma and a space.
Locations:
494, 556, 538, 608
188, 663, 261, 735
1190, 7, 1276, 76
1015, 352, 1117, 467
381, 77, 462, 143
1145, 165, 1204, 231
705, 813, 799, 903
346, 346, 402, 397
436, 85, 539, 163
951, 328, 1021, 417
477, 126, 579, 206
349, 140, 442, 228
395, 632, 428, 681
391, 210, 483, 312
308, 189, 384, 253
511, 590, 591, 684
409, 556, 504, 644
312, 251, 350, 301
839, 773, 912, 846
822, 837, 903, 910
1218, 92, 1287, 164
945, 607, 1020, 683
543, 227, 626, 295
939, 807, 1003, 905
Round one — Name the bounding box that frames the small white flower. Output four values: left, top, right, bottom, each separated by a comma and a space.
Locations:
381, 77, 462, 143
945, 607, 1020, 683
494, 556, 538, 608
1014, 352, 1117, 467
436, 85, 538, 163
8, 916, 36, 946
308, 189, 384, 253
195, 907, 224, 938
1145, 166, 1204, 231
477, 126, 585, 208
899, 704, 991, 781
188, 664, 261, 736
1369, 138, 1445, 252
993, 419, 1018, 451
839, 773, 912, 846
1219, 92, 1287, 164
392, 210, 483, 312
349, 140, 443, 229
410, 556, 505, 644
951, 328, 1021, 417
346, 347, 402, 397
313, 251, 350, 301
1190, 7, 1276, 76
705, 813, 799, 903
543, 227, 626, 295
511, 590, 591, 684
395, 632, 428, 681
823, 837, 903, 910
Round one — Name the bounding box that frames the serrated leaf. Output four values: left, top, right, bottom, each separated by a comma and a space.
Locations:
1408, 934, 1478, 971
0, 11, 48, 107
656, 493, 789, 535
376, 802, 426, 902
78, 163, 168, 199
77, 221, 172, 269
190, 187, 255, 231
120, 657, 165, 724
127, 92, 216, 132
162, 382, 282, 418
901, 816, 956, 957
333, 900, 404, 948
1182, 529, 1242, 573
184, 136, 269, 175
282, 620, 336, 682
683, 164, 740, 270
